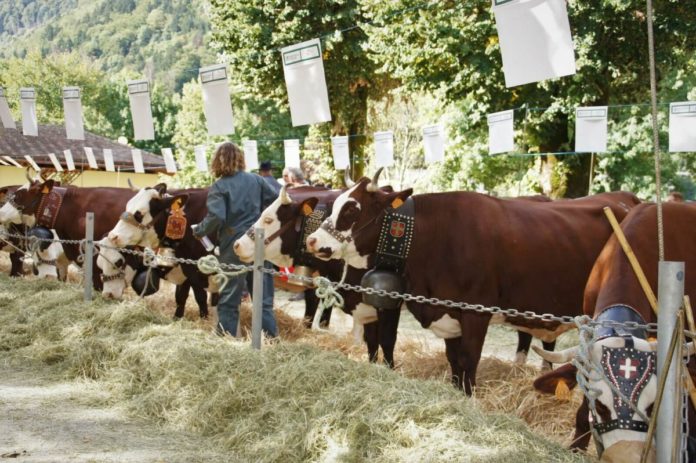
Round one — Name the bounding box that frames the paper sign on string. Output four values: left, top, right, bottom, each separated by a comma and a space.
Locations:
131, 149, 145, 173
2, 156, 22, 168
422, 124, 446, 163
127, 79, 155, 140
374, 131, 395, 168
194, 145, 209, 172
0, 87, 16, 129
47, 153, 64, 172
280, 38, 332, 126
24, 155, 41, 172
161, 148, 177, 173
63, 87, 85, 140
199, 64, 235, 136
103, 149, 115, 172
669, 102, 696, 152
63, 149, 76, 171
83, 147, 98, 169
331, 136, 350, 170
283, 139, 301, 168
243, 140, 259, 170
492, 0, 576, 87
20, 87, 38, 136
575, 106, 608, 153
487, 110, 515, 154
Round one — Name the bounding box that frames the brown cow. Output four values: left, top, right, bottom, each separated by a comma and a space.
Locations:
534, 202, 696, 462
306, 171, 640, 394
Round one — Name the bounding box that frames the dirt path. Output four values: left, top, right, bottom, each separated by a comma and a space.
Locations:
0, 365, 219, 463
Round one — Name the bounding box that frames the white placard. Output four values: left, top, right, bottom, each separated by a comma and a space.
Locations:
2, 156, 22, 167
575, 106, 608, 153
374, 131, 395, 168
131, 149, 145, 173
24, 155, 41, 172
103, 149, 115, 172
283, 139, 301, 168
0, 158, 9, 166
488, 110, 515, 154
83, 147, 98, 169
0, 87, 16, 129
20, 87, 38, 136
63, 149, 76, 171
243, 140, 259, 170
127, 79, 155, 141
47, 153, 64, 172
161, 148, 177, 173
669, 102, 696, 152
194, 145, 209, 172
63, 86, 85, 140
331, 136, 350, 170
281, 38, 332, 126
422, 124, 446, 163
493, 0, 576, 87
199, 64, 235, 136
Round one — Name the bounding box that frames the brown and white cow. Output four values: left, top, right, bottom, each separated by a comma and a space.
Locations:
0, 185, 26, 277
306, 170, 640, 394
533, 202, 696, 462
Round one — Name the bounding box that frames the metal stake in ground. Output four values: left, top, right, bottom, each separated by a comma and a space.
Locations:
84, 212, 94, 302
251, 227, 264, 350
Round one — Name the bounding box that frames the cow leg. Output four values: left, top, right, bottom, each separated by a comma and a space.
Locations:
460, 318, 489, 396
174, 281, 190, 319
9, 251, 23, 277
302, 288, 318, 329
444, 337, 463, 389
363, 321, 379, 363
540, 340, 556, 371
570, 397, 591, 451
516, 332, 532, 364
377, 309, 401, 369
192, 284, 209, 319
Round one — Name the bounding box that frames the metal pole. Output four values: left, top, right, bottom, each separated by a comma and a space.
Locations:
251, 227, 264, 350
656, 261, 685, 463
84, 212, 94, 302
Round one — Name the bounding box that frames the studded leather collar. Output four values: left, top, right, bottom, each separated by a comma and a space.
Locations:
374, 197, 415, 275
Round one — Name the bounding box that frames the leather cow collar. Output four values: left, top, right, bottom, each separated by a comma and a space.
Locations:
36, 187, 67, 229
374, 197, 415, 275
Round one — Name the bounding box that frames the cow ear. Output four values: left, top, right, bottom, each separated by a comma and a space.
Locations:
152, 183, 168, 196
533, 363, 578, 395
299, 197, 318, 216
379, 188, 413, 209
40, 179, 56, 194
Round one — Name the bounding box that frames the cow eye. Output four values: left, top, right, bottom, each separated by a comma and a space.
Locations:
263, 216, 274, 225
133, 211, 144, 223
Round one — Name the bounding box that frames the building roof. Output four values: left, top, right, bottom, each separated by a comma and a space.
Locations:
0, 123, 166, 173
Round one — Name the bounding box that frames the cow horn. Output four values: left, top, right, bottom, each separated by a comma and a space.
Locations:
127, 178, 138, 191
532, 345, 578, 364
279, 185, 292, 205
25, 170, 33, 183
366, 167, 384, 193
344, 169, 355, 188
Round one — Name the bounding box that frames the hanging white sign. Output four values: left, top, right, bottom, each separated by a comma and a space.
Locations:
488, 110, 515, 155
127, 79, 155, 141
20, 87, 38, 136
47, 153, 64, 172
281, 38, 332, 126
63, 86, 85, 140
131, 149, 145, 173
575, 106, 608, 153
63, 149, 76, 171
83, 147, 98, 169
161, 148, 177, 173
422, 124, 446, 164
0, 87, 16, 129
2, 156, 22, 168
374, 131, 395, 168
493, 0, 576, 87
243, 140, 259, 170
199, 64, 235, 136
194, 145, 209, 172
103, 149, 115, 172
331, 136, 350, 170
284, 139, 301, 168
24, 155, 41, 172
669, 102, 696, 153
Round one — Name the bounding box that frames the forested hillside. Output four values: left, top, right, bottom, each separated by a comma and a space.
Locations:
1, 0, 214, 92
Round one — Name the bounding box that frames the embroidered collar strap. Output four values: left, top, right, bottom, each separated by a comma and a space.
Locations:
294, 206, 327, 266
37, 187, 67, 229
595, 305, 649, 340
374, 197, 415, 275
318, 216, 353, 244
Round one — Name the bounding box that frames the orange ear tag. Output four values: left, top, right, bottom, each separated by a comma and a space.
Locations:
554, 379, 571, 401
302, 203, 313, 216
391, 198, 404, 209
171, 198, 181, 212
42, 186, 50, 194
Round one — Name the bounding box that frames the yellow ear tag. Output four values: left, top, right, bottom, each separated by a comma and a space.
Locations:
391, 198, 404, 209
171, 198, 181, 212
302, 203, 313, 216
42, 186, 50, 194
554, 379, 571, 401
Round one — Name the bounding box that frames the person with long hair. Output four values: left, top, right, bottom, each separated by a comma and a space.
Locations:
193, 142, 278, 338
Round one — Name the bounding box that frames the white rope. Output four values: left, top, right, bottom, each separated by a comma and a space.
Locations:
311, 275, 345, 330
196, 254, 251, 292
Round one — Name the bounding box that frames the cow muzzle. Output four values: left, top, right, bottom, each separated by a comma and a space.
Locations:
601, 440, 654, 463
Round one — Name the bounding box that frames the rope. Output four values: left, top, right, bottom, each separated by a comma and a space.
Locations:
311, 275, 345, 330
196, 254, 251, 292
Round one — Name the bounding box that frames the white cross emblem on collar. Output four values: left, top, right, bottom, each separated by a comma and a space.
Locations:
619, 358, 637, 379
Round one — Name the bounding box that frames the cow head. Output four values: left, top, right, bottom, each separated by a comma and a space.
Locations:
106, 182, 173, 248
0, 179, 53, 226
233, 185, 321, 267
305, 168, 412, 269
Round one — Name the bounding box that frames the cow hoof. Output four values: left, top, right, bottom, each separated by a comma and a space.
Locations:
514, 351, 528, 365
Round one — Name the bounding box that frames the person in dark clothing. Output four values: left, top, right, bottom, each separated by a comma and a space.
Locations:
193, 143, 278, 337
259, 160, 282, 194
